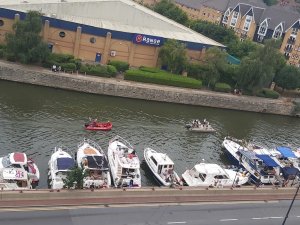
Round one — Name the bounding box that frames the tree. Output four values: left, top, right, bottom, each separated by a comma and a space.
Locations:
227, 39, 259, 59
202, 47, 228, 87
5, 11, 50, 64
274, 65, 300, 90
237, 39, 286, 92
158, 39, 188, 74
153, 0, 189, 25
189, 20, 238, 46
63, 166, 87, 189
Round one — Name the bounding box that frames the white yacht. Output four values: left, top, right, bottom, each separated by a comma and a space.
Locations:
107, 136, 141, 188
0, 152, 40, 188
222, 137, 281, 184
182, 162, 250, 187
144, 147, 181, 186
48, 147, 75, 189
77, 139, 111, 188
0, 168, 32, 190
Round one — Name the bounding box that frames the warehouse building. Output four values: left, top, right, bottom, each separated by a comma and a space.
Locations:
0, 0, 224, 67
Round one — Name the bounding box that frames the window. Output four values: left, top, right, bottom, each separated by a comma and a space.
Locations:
150, 156, 157, 166
291, 28, 298, 36
59, 31, 66, 38
199, 173, 206, 182
272, 24, 283, 39
258, 20, 268, 36
90, 37, 96, 44
257, 35, 264, 42
230, 11, 239, 27
243, 15, 252, 31
222, 9, 230, 24
0, 20, 4, 26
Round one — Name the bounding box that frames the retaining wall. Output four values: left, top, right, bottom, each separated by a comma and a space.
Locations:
0, 61, 296, 116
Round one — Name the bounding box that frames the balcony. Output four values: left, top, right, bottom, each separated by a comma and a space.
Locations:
284, 45, 293, 53
287, 37, 296, 45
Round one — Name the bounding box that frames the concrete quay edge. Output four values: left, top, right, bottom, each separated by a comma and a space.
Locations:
0, 187, 299, 208
0, 60, 296, 116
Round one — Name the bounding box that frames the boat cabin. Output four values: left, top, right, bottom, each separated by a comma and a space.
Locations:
2, 152, 27, 167
0, 168, 30, 189
190, 163, 231, 186
148, 153, 174, 181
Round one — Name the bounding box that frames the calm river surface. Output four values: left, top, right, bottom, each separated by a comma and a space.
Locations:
0, 80, 299, 188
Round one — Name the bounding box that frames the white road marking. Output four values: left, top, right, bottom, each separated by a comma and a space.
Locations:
219, 219, 238, 221
297, 216, 300, 218
252, 217, 269, 220
268, 217, 283, 219
167, 222, 187, 224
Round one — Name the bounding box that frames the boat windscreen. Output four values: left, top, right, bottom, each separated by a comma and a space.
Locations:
57, 158, 75, 170
86, 156, 108, 170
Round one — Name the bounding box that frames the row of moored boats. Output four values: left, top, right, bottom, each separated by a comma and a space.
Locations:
1, 136, 299, 190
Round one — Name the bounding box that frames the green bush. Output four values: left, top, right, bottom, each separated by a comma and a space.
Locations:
256, 88, 280, 99
79, 64, 113, 77
139, 66, 161, 73
0, 49, 5, 59
107, 65, 118, 77
186, 63, 208, 80
124, 69, 202, 89
6, 53, 16, 62
48, 53, 74, 63
214, 83, 232, 93
61, 63, 76, 72
108, 60, 129, 72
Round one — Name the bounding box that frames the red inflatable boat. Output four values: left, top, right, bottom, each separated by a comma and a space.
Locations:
84, 121, 112, 131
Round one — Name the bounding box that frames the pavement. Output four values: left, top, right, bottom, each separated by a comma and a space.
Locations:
0, 186, 299, 208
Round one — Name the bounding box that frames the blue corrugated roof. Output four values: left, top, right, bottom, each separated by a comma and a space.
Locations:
256, 154, 279, 167
276, 146, 296, 158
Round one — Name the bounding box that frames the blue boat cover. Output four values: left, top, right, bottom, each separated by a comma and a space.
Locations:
281, 167, 299, 180
276, 146, 296, 158
57, 158, 75, 170
255, 154, 279, 167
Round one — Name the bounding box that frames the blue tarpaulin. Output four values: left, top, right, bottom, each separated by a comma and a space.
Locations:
276, 146, 296, 158
255, 154, 279, 167
57, 158, 75, 170
281, 167, 299, 180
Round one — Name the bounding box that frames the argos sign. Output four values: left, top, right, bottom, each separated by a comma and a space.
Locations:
133, 34, 163, 46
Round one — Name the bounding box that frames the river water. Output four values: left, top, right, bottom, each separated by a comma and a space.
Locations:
0, 80, 299, 188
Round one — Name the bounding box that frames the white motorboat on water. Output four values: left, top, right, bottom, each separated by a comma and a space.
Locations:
222, 137, 281, 184
144, 148, 181, 186
185, 119, 215, 133
77, 139, 111, 188
108, 136, 141, 188
0, 168, 33, 190
48, 147, 75, 189
0, 152, 40, 188
181, 161, 250, 187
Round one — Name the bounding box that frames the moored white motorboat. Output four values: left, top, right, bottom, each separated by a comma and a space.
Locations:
181, 161, 250, 187
76, 139, 111, 188
48, 147, 75, 189
185, 119, 215, 133
0, 168, 32, 190
108, 136, 141, 188
222, 137, 281, 185
144, 148, 181, 186
0, 152, 40, 188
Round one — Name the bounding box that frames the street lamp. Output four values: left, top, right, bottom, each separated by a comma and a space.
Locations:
282, 170, 300, 225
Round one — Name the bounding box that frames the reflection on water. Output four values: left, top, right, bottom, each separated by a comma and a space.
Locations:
0, 80, 299, 188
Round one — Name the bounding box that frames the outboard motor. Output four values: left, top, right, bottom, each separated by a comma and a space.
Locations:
185, 124, 192, 129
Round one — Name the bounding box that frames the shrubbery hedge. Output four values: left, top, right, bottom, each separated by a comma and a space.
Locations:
256, 88, 280, 99
214, 82, 232, 93
43, 53, 82, 71
124, 69, 202, 89
79, 64, 117, 77
108, 60, 129, 72
139, 66, 162, 73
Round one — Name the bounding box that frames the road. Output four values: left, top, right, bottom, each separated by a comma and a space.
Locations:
0, 200, 299, 225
